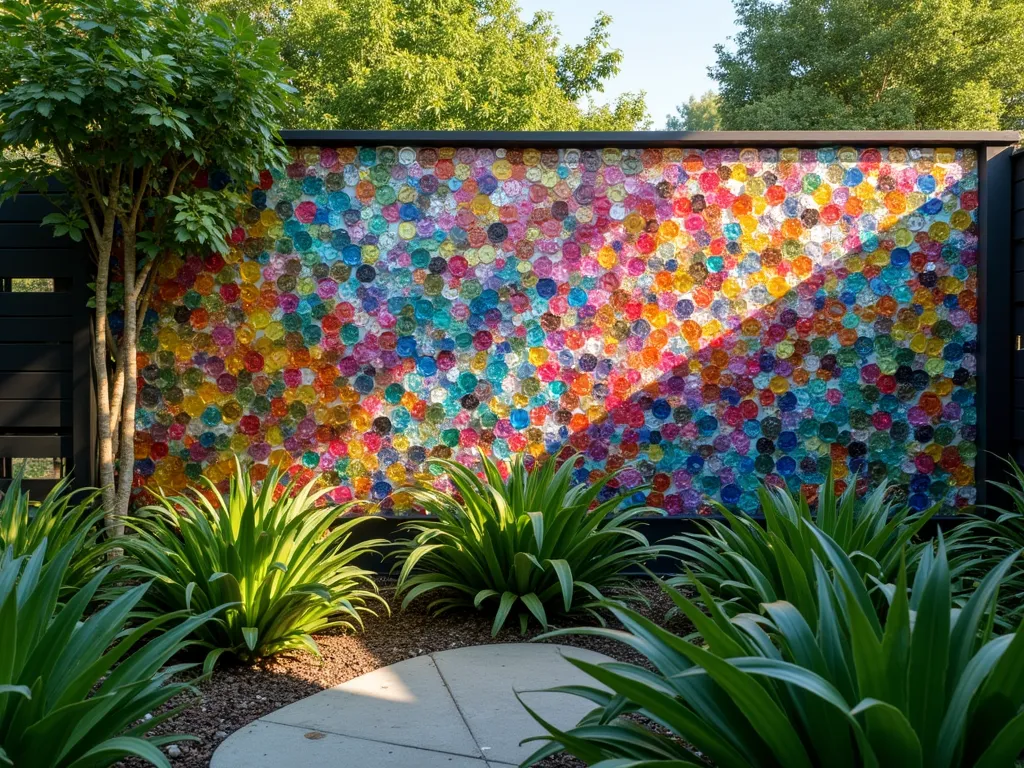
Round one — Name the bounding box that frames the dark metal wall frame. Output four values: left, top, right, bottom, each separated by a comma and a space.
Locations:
977, 144, 1015, 507
281, 129, 1020, 148
282, 130, 1018, 514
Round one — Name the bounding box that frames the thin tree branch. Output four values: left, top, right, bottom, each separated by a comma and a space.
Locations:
166, 158, 194, 198
52, 145, 103, 244
109, 358, 126, 457
129, 162, 153, 231
132, 258, 155, 304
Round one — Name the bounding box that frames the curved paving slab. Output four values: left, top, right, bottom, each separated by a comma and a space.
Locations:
211, 643, 612, 768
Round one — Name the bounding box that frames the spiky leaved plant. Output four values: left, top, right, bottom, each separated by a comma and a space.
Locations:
0, 462, 112, 594
0, 537, 221, 767
395, 450, 664, 635
522, 532, 1024, 768
945, 455, 1024, 625
119, 463, 387, 665
667, 472, 935, 619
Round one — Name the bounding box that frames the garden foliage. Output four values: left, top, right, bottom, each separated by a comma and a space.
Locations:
119, 464, 386, 664
668, 474, 936, 619
0, 0, 295, 533
395, 451, 664, 635
203, 0, 648, 130
946, 456, 1024, 626
0, 464, 111, 594
0, 539, 219, 768
523, 538, 1024, 767
705, 0, 1024, 130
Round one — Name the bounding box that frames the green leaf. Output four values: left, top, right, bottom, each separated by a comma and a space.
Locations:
241, 627, 258, 651
520, 593, 548, 630
0, 536, 220, 768
473, 589, 498, 608
546, 558, 574, 612
973, 709, 1024, 768
850, 699, 922, 768
670, 645, 813, 768
907, 536, 950, 765
65, 736, 171, 768
492, 592, 518, 636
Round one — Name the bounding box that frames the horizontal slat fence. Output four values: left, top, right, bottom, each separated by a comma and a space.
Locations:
0, 190, 92, 494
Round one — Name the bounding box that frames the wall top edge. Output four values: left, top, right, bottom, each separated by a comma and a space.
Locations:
279, 129, 1021, 148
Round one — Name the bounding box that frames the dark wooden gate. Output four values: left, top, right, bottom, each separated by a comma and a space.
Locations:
0, 190, 93, 495
1014, 148, 1024, 467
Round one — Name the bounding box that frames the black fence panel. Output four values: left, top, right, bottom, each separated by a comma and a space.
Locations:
1013, 149, 1024, 469
0, 191, 93, 494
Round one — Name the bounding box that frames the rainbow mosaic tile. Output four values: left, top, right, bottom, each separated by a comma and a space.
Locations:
133, 144, 979, 514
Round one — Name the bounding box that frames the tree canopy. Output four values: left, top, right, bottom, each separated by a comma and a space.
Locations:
665, 90, 721, 130
706, 0, 1024, 130
0, 0, 294, 528
203, 0, 649, 130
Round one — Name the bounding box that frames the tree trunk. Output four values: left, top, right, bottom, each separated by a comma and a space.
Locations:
113, 228, 140, 530
93, 211, 119, 532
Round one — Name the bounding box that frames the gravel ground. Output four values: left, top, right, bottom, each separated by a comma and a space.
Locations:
121, 578, 694, 768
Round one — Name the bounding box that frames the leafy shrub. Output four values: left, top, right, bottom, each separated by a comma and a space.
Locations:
522, 533, 1024, 767
667, 474, 935, 617
0, 538, 219, 768
394, 450, 664, 635
119, 464, 386, 665
946, 456, 1024, 624
0, 465, 111, 593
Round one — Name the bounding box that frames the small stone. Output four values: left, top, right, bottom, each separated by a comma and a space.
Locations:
304, 732, 326, 740
166, 744, 182, 759
215, 731, 228, 739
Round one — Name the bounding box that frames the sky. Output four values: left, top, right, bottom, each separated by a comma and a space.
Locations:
515, 0, 738, 129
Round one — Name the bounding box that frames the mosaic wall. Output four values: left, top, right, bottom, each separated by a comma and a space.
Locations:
134, 144, 980, 515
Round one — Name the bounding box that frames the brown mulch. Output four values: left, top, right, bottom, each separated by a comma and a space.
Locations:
121, 578, 693, 768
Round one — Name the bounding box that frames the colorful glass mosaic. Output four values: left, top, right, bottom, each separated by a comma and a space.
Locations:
133, 144, 980, 514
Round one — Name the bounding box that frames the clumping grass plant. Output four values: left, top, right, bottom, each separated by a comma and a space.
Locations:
521, 534, 1024, 768
0, 538, 220, 768
118, 464, 387, 666
0, 464, 112, 594
946, 456, 1024, 625
667, 473, 936, 618
394, 450, 664, 635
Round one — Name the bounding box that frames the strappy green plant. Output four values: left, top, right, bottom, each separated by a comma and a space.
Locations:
945, 455, 1024, 625
394, 450, 664, 636
521, 533, 1024, 768
118, 463, 387, 665
0, 538, 220, 768
667, 473, 936, 619
0, 463, 112, 594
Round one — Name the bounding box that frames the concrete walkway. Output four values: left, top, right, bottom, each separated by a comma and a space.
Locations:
210, 643, 613, 767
